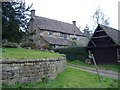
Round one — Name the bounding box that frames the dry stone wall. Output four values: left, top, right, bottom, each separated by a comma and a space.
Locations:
0, 57, 67, 85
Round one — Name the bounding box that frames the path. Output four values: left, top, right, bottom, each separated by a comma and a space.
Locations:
68, 64, 120, 80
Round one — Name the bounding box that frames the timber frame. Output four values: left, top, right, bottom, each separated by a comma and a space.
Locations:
87, 24, 120, 64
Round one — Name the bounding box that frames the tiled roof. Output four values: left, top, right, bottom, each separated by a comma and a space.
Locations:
41, 36, 71, 46
34, 16, 84, 36
87, 24, 120, 46
99, 24, 120, 45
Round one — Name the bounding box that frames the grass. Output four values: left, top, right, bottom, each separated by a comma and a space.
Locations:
2, 67, 119, 88
1, 48, 119, 88
0, 48, 1, 58
68, 60, 120, 72
1, 48, 63, 59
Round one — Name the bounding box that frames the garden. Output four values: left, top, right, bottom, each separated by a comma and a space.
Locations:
1, 47, 119, 89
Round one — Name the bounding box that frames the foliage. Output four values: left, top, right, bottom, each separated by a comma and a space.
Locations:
2, 42, 19, 48
2, 48, 63, 59
41, 44, 49, 49
92, 8, 110, 26
24, 30, 36, 43
41, 76, 49, 83
20, 42, 36, 49
83, 24, 91, 39
2, 1, 32, 43
2, 67, 119, 88
53, 47, 88, 61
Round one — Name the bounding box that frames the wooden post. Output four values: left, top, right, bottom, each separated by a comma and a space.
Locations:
88, 50, 102, 83
91, 54, 102, 83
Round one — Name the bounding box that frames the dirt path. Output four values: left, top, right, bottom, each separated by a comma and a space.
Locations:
68, 64, 120, 80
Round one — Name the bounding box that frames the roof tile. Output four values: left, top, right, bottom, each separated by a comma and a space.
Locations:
34, 16, 83, 36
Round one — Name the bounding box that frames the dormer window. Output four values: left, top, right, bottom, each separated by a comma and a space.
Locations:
64, 34, 67, 39
60, 33, 64, 37
48, 31, 53, 35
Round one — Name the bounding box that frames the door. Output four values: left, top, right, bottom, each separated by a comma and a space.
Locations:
91, 48, 117, 64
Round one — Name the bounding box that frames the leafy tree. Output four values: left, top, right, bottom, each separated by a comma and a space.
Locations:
2, 1, 32, 43
92, 8, 110, 26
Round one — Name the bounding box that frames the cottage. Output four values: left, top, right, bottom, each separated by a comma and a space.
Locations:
27, 10, 87, 49
87, 24, 120, 64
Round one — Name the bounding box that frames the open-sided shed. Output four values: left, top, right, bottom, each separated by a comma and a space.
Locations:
87, 24, 120, 64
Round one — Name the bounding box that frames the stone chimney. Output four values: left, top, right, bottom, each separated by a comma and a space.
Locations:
72, 21, 76, 26
31, 9, 35, 19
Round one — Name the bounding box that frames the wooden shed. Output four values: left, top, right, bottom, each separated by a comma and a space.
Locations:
87, 24, 120, 64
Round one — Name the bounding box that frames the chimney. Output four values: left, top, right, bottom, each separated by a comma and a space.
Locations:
72, 21, 76, 26
31, 9, 35, 19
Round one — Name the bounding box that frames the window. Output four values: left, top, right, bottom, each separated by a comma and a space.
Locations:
77, 36, 80, 40
64, 34, 67, 39
48, 31, 53, 35
60, 33, 64, 37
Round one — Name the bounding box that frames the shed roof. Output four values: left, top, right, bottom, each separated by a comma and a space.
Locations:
34, 16, 84, 36
98, 24, 120, 45
41, 36, 71, 46
87, 24, 120, 47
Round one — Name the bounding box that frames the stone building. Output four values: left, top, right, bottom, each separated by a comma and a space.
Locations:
27, 10, 87, 49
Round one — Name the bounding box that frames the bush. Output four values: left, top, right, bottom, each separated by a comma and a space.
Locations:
20, 42, 36, 49
41, 44, 49, 49
2, 42, 19, 48
53, 46, 88, 61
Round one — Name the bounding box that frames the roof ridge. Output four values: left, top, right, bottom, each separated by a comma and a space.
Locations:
99, 24, 120, 32
34, 15, 83, 36
99, 24, 120, 45
35, 15, 75, 26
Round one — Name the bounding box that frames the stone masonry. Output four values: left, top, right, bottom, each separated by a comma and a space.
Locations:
0, 57, 67, 85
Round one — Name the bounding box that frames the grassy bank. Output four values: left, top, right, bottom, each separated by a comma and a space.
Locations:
2, 67, 119, 88
68, 60, 119, 72
2, 48, 63, 59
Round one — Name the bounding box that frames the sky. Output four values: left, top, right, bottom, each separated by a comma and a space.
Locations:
25, 0, 119, 32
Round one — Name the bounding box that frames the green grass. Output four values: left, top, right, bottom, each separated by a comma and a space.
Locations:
0, 48, 2, 58
1, 48, 63, 59
2, 67, 119, 88
68, 60, 120, 72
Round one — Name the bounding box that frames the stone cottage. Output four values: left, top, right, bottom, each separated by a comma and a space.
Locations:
27, 10, 87, 49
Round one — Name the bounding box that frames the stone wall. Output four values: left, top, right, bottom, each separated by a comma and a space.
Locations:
0, 57, 67, 85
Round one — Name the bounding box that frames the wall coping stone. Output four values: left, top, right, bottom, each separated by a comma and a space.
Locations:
0, 57, 66, 64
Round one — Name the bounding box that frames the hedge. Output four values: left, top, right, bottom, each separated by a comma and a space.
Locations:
2, 42, 19, 48
53, 47, 88, 61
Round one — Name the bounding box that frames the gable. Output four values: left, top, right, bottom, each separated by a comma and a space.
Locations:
99, 24, 120, 45
87, 25, 117, 47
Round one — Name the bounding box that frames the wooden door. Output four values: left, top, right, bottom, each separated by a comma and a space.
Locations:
91, 48, 117, 64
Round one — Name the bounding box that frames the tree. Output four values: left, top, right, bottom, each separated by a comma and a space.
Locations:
92, 8, 110, 26
83, 24, 91, 39
13, 1, 33, 31
2, 1, 32, 43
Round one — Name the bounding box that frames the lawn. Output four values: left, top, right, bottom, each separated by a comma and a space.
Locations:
2, 67, 119, 88
1, 48, 63, 59
68, 60, 119, 72
1, 48, 119, 88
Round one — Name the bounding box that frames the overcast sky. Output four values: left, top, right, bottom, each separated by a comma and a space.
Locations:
25, 0, 119, 32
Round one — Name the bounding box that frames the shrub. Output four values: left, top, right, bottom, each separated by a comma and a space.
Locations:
41, 44, 49, 49
20, 42, 36, 49
53, 46, 88, 61
2, 42, 19, 48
